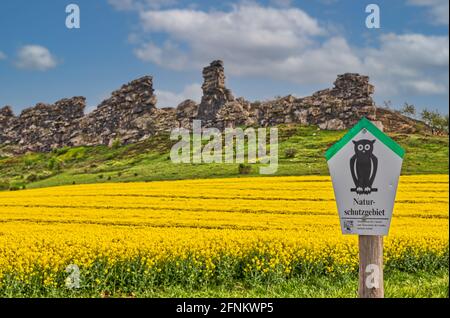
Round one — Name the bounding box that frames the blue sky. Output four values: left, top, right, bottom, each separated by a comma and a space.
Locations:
0, 0, 448, 114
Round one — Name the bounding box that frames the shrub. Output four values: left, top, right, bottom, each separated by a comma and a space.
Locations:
48, 158, 61, 171
0, 181, 9, 190
238, 164, 252, 175
26, 174, 38, 182
284, 148, 297, 158
111, 139, 121, 149
58, 147, 86, 162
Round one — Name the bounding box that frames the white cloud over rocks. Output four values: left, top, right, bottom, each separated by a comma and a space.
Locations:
408, 0, 449, 25
129, 3, 448, 98
155, 83, 202, 108
15, 45, 58, 71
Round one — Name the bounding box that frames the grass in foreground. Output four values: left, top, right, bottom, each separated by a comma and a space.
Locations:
1, 269, 447, 298
140, 269, 449, 298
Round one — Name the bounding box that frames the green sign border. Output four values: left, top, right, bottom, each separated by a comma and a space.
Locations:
325, 117, 405, 161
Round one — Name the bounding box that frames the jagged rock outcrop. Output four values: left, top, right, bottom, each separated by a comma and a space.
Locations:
1, 97, 85, 152
197, 60, 235, 124
176, 99, 199, 129
0, 60, 429, 154
73, 76, 157, 146
249, 73, 377, 130
0, 106, 15, 144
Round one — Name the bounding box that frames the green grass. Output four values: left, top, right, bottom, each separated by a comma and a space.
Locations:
0, 125, 447, 191
139, 270, 449, 298
1, 269, 447, 298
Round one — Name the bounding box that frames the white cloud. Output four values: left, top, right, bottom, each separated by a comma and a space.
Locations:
136, 4, 328, 78
130, 3, 447, 98
155, 83, 202, 107
0, 51, 6, 60
363, 33, 449, 96
134, 41, 189, 70
15, 45, 58, 71
408, 0, 449, 25
401, 80, 447, 94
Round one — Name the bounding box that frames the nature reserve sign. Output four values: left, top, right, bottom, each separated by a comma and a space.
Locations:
326, 118, 405, 236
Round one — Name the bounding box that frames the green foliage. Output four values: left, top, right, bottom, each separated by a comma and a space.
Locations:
400, 102, 416, 118
57, 147, 86, 162
48, 157, 61, 171
420, 108, 449, 134
0, 180, 9, 190
26, 174, 38, 182
284, 148, 297, 158
111, 139, 121, 149
238, 163, 252, 174
23, 154, 42, 167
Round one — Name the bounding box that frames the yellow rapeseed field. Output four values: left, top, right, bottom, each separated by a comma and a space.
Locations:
0, 175, 448, 288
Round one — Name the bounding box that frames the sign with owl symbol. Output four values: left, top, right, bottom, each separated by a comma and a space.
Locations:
350, 139, 378, 195
325, 118, 405, 236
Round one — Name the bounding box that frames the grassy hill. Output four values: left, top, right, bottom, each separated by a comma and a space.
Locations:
0, 124, 448, 191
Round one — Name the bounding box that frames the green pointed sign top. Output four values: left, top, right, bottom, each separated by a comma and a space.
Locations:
325, 117, 405, 161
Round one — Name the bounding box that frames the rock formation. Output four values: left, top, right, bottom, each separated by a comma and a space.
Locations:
248, 73, 377, 130
197, 60, 235, 124
73, 76, 157, 147
0, 60, 428, 154
0, 97, 85, 152
176, 99, 199, 129
0, 106, 15, 144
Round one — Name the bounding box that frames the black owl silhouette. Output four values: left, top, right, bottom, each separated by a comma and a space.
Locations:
350, 139, 378, 195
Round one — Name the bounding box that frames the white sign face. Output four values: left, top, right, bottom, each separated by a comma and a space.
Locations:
326, 118, 404, 236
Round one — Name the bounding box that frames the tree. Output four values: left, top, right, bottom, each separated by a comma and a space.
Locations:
420, 108, 449, 135
400, 102, 416, 118
444, 115, 449, 134
383, 100, 392, 109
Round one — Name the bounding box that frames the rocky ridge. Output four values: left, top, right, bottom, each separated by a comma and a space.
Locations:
0, 60, 426, 153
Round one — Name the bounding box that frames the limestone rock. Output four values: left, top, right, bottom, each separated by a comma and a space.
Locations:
74, 76, 157, 146
176, 99, 198, 129
197, 60, 234, 124
318, 119, 345, 130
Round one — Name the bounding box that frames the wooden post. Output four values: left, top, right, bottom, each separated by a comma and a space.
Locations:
358, 235, 384, 298
359, 123, 385, 298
